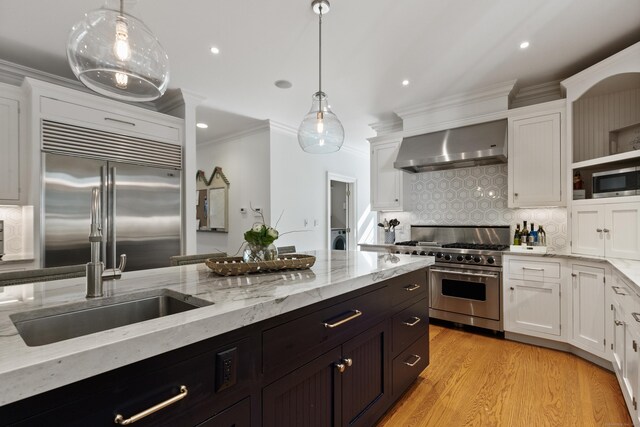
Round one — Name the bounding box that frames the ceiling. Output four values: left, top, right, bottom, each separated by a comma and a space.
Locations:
0, 0, 639, 150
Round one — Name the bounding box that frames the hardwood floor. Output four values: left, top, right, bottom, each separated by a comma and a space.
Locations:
378, 323, 632, 427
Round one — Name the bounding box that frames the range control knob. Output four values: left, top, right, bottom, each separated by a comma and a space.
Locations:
465, 254, 473, 261
473, 256, 482, 263
419, 251, 427, 256
456, 255, 464, 262
444, 254, 452, 261
436, 252, 444, 259
411, 251, 418, 255
395, 251, 401, 254
428, 251, 435, 257
487, 257, 495, 265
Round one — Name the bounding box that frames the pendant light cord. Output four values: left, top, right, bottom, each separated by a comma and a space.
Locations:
119, 0, 124, 16
318, 4, 322, 96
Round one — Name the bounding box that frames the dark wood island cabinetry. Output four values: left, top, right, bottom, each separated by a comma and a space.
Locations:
0, 268, 429, 427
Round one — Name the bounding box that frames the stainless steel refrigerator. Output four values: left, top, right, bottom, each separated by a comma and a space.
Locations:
43, 152, 181, 271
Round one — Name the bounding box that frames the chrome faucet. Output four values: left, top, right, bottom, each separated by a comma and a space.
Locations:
86, 187, 127, 298
86, 187, 104, 298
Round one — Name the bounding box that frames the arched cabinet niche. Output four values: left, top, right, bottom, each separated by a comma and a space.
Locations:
196, 167, 229, 232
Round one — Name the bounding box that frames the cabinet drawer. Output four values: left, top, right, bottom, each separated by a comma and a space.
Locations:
197, 397, 251, 427
263, 286, 388, 377
392, 331, 429, 396
392, 297, 429, 355
508, 259, 561, 281
389, 269, 428, 307
40, 97, 181, 144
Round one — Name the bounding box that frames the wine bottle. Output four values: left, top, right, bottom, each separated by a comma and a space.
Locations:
514, 224, 521, 245
538, 225, 546, 246
521, 221, 528, 246
530, 223, 537, 246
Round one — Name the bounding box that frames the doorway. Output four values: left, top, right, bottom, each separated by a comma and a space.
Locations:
327, 173, 356, 251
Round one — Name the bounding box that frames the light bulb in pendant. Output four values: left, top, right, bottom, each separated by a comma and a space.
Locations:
114, 18, 131, 61
319, 139, 325, 146
115, 72, 128, 88
316, 111, 324, 133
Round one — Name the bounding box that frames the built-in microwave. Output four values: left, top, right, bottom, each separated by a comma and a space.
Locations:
592, 166, 640, 198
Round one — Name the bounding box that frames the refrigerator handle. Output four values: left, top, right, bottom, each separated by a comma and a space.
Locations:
101, 165, 108, 266
111, 166, 117, 271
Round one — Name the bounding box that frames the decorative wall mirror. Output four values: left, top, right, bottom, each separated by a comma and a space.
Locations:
196, 167, 229, 232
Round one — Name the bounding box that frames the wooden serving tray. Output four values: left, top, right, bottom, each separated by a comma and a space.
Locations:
205, 254, 316, 276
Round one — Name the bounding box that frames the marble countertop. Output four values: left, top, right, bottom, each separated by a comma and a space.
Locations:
0, 250, 433, 406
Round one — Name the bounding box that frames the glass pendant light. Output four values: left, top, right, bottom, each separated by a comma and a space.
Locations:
67, 0, 169, 102
298, 0, 344, 154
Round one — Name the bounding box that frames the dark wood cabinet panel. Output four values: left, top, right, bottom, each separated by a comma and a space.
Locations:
392, 297, 429, 355
197, 397, 251, 427
389, 270, 428, 308
392, 331, 430, 397
263, 285, 388, 379
341, 321, 390, 427
262, 347, 342, 427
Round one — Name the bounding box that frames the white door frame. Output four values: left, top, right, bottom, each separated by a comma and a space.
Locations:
327, 172, 357, 251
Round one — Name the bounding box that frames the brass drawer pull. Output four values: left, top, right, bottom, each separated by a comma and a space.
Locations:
323, 310, 362, 328
632, 313, 640, 323
404, 354, 422, 367
114, 385, 188, 425
522, 267, 545, 271
614, 320, 624, 326
402, 316, 421, 327
404, 284, 421, 292
612, 286, 627, 296
105, 117, 136, 126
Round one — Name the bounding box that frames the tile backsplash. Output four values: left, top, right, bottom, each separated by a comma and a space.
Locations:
382, 164, 568, 252
0, 206, 31, 255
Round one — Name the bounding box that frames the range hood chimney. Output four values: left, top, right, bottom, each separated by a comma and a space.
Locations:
394, 119, 508, 173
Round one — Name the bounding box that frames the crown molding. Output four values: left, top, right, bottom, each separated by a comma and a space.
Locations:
395, 79, 518, 120
268, 120, 298, 136
199, 121, 271, 147
510, 80, 564, 109
368, 117, 403, 135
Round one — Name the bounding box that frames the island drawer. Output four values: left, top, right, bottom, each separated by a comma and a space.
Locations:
262, 286, 388, 377
507, 259, 561, 282
392, 331, 430, 396
389, 269, 428, 307
392, 297, 429, 355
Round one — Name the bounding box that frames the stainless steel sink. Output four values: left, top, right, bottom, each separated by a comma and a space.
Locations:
10, 289, 213, 347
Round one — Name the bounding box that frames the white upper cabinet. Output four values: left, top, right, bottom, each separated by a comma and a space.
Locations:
370, 138, 404, 211
572, 201, 640, 260
508, 102, 565, 208
0, 85, 23, 203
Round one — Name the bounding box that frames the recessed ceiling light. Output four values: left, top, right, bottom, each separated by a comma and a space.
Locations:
210, 46, 220, 55
274, 80, 292, 89
402, 79, 410, 86
520, 41, 530, 49
196, 123, 208, 129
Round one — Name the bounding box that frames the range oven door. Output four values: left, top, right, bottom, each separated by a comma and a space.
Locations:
429, 266, 501, 321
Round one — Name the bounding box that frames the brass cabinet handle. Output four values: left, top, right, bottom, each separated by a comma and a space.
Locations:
614, 320, 624, 326
596, 228, 603, 233
612, 286, 627, 296
114, 385, 188, 425
603, 228, 610, 233
323, 310, 362, 328
404, 283, 421, 292
522, 267, 544, 271
343, 358, 353, 367
632, 313, 640, 323
404, 354, 422, 367
571, 273, 577, 278
335, 362, 346, 373
402, 316, 421, 327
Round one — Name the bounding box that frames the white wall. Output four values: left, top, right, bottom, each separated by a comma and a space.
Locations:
196, 125, 271, 255
269, 125, 375, 251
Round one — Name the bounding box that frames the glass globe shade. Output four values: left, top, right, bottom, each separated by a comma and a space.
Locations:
298, 92, 344, 154
67, 3, 169, 102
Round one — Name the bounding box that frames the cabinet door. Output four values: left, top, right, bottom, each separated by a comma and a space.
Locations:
624, 323, 639, 417
341, 321, 390, 427
0, 96, 20, 201
509, 112, 562, 207
572, 206, 605, 257
263, 347, 342, 427
612, 299, 626, 377
371, 141, 403, 211
506, 279, 561, 336
197, 397, 251, 427
571, 265, 606, 355
605, 203, 640, 260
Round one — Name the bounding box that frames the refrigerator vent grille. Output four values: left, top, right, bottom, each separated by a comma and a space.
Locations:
41, 120, 182, 169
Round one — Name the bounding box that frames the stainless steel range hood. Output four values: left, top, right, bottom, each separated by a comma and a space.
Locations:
394, 119, 507, 173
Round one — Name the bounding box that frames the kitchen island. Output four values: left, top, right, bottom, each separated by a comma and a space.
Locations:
0, 250, 433, 426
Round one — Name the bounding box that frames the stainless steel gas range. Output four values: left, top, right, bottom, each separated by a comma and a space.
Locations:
392, 225, 511, 332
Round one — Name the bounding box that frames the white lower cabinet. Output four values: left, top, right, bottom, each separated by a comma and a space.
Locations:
570, 264, 606, 356
504, 256, 563, 339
